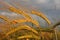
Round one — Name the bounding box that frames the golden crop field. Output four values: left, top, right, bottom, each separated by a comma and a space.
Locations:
0, 1, 60, 40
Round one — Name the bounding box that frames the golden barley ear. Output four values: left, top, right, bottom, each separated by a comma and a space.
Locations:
31, 10, 51, 24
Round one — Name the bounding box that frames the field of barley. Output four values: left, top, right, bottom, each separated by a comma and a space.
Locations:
0, 0, 60, 40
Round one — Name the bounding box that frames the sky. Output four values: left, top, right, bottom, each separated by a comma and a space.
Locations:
0, 0, 60, 28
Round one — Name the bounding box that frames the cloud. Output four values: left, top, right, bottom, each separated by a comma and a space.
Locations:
54, 0, 60, 9
21, 0, 30, 2
32, 0, 60, 10
54, 0, 60, 4
36, 0, 49, 4
1, 0, 60, 10
0, 12, 18, 16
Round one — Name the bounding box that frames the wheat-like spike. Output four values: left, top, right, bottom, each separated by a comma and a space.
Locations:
9, 7, 32, 19
17, 35, 40, 39
0, 1, 32, 19
4, 25, 38, 38
0, 15, 10, 23
12, 18, 39, 27
32, 10, 51, 24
